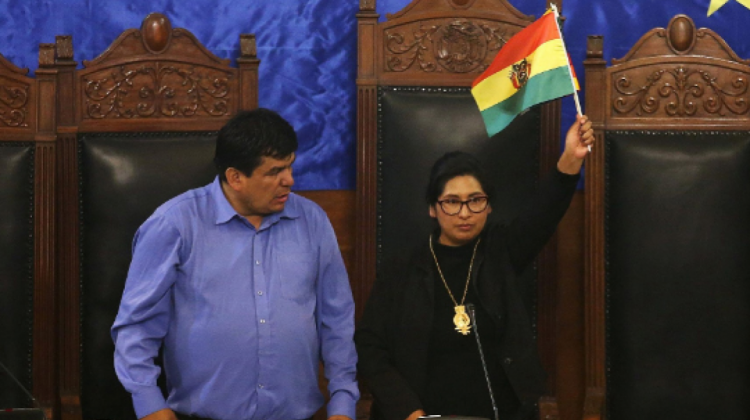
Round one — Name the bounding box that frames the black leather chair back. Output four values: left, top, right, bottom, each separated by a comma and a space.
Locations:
0, 144, 34, 409
378, 86, 542, 308
78, 132, 217, 420
605, 131, 750, 420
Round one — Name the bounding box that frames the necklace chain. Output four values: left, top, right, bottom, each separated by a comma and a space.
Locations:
428, 234, 481, 307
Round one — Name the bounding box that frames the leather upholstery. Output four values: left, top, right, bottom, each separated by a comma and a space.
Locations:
606, 132, 750, 420
378, 87, 541, 308
0, 144, 34, 409
79, 132, 217, 420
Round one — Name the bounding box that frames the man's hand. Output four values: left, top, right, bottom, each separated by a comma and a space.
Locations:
328, 416, 353, 420
140, 409, 178, 420
558, 114, 595, 175
405, 409, 427, 420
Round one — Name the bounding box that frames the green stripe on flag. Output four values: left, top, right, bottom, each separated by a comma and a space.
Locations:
479, 66, 575, 137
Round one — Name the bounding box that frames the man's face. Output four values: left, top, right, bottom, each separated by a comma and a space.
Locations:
429, 175, 491, 246
230, 153, 295, 218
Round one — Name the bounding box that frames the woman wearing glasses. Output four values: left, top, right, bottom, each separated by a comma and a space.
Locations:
355, 116, 594, 420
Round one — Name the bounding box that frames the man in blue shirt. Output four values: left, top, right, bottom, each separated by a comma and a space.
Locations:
111, 108, 359, 420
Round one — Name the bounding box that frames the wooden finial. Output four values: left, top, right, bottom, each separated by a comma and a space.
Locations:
240, 34, 257, 58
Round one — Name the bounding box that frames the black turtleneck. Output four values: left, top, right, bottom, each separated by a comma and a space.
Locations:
424, 236, 520, 419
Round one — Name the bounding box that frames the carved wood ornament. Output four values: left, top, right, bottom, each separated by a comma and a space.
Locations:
608, 15, 750, 121
79, 13, 237, 122
0, 55, 31, 128
83, 64, 231, 119
373, 0, 533, 83
613, 66, 748, 117
0, 81, 29, 127
385, 19, 510, 73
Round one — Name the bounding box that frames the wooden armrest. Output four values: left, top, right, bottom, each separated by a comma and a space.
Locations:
582, 387, 605, 420
538, 395, 559, 420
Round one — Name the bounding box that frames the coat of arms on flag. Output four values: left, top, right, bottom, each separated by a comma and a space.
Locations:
509, 58, 531, 89
471, 6, 579, 137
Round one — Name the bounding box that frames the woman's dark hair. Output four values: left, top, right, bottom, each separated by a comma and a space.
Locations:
214, 108, 298, 182
425, 151, 494, 204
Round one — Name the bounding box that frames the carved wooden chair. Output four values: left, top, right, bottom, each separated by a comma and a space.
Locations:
0, 48, 57, 417
51, 13, 356, 420
583, 14, 750, 420
355, 1, 569, 418
52, 14, 259, 420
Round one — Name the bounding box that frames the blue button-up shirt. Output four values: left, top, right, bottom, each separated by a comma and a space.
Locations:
112, 177, 359, 420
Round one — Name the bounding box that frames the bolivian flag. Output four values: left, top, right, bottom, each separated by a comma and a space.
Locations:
471, 11, 579, 137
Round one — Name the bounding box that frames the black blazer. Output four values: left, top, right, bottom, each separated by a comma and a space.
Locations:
355, 169, 579, 420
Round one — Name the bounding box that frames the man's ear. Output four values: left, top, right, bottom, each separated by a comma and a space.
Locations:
224, 168, 243, 190
429, 204, 437, 219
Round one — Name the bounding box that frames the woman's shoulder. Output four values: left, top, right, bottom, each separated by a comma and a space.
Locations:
379, 241, 431, 281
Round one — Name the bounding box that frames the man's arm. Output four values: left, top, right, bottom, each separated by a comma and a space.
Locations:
315, 214, 359, 420
111, 215, 181, 419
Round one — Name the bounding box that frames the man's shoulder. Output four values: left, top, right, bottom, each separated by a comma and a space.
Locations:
149, 183, 213, 221
287, 192, 327, 218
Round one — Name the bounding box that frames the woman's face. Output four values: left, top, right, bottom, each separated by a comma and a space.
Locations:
429, 175, 491, 246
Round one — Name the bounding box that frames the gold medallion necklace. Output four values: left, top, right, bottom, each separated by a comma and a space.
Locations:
429, 234, 481, 335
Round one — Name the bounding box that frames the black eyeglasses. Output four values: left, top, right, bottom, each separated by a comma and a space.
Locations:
436, 196, 489, 216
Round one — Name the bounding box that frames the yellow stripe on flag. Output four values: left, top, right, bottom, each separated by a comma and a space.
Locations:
471, 38, 569, 112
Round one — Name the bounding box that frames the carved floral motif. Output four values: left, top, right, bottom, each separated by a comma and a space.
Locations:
0, 77, 29, 127
83, 62, 233, 119
613, 66, 749, 117
385, 20, 510, 73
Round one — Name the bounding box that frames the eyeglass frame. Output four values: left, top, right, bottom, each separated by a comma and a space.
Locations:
435, 195, 490, 216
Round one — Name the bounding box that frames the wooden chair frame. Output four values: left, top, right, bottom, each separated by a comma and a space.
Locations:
52, 14, 259, 420
582, 14, 750, 420
355, 1, 567, 418
0, 47, 57, 419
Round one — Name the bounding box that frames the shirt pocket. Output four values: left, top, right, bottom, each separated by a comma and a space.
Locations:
277, 251, 317, 301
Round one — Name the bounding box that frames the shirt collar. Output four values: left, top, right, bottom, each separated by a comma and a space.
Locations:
210, 176, 301, 226
211, 177, 237, 225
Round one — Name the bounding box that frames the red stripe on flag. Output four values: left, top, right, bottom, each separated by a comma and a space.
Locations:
472, 12, 560, 87
567, 53, 580, 90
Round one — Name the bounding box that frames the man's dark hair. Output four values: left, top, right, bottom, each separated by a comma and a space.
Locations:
214, 108, 298, 182
425, 151, 494, 205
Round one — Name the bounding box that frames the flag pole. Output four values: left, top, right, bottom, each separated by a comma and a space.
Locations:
550, 3, 589, 151
550, 3, 581, 116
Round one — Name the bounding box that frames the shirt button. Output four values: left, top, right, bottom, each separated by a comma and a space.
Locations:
255, 260, 260, 265
504, 357, 513, 365
259, 319, 266, 324
257, 291, 263, 296
258, 384, 264, 389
